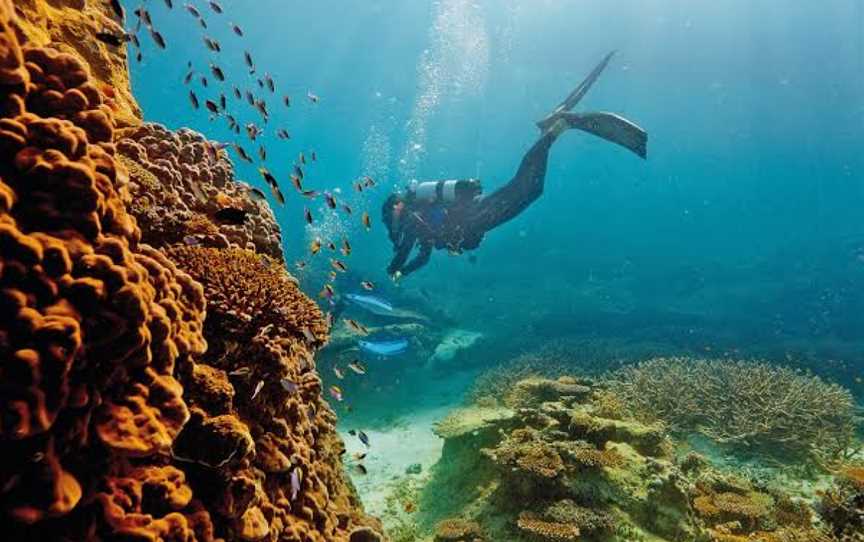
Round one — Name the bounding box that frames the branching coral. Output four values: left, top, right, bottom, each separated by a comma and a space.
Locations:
606, 357, 859, 462
117, 123, 283, 258
0, 2, 209, 538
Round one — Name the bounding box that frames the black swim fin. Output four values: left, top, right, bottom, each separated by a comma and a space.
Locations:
536, 50, 617, 133
561, 111, 648, 159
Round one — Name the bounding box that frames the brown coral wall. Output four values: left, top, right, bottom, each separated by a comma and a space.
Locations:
0, 1, 379, 540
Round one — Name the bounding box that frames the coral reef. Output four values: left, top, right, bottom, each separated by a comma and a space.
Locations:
820, 466, 864, 541
413, 373, 850, 542
0, 2, 380, 540
434, 518, 485, 541
13, 0, 141, 125
0, 1, 209, 537
606, 357, 860, 463
116, 123, 283, 259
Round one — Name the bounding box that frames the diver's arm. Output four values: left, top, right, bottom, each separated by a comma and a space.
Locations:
400, 243, 432, 277
387, 232, 416, 276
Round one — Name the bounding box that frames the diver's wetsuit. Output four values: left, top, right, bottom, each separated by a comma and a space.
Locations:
385, 51, 648, 278
386, 133, 555, 277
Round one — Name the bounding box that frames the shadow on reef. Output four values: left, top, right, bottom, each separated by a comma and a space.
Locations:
397, 364, 864, 542
0, 1, 383, 540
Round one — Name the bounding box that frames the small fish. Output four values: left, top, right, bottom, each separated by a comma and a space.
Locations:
251, 380, 264, 400
204, 36, 221, 52
327, 241, 337, 251
360, 281, 374, 291
210, 64, 225, 81
304, 207, 313, 225
136, 50, 143, 62
307, 91, 320, 104
329, 385, 343, 402
150, 29, 166, 49
310, 239, 322, 255
331, 259, 347, 273
333, 366, 345, 379
257, 78, 264, 89
233, 86, 242, 99
362, 212, 371, 231
293, 164, 304, 180
271, 185, 285, 205
358, 430, 370, 447
289, 175, 303, 192
345, 319, 369, 335
348, 429, 357, 436
363, 176, 377, 188
245, 90, 255, 106
342, 204, 353, 215
94, 31, 126, 47
347, 361, 367, 375
341, 239, 352, 256
255, 99, 269, 120
234, 144, 253, 163
109, 0, 125, 20
134, 7, 152, 26
246, 123, 261, 140
231, 23, 244, 36
164, 0, 174, 8
283, 95, 291, 107
277, 129, 291, 140
298, 152, 306, 165
248, 187, 267, 202
183, 70, 194, 84
265, 73, 275, 92
329, 271, 338, 281
280, 378, 298, 393
320, 284, 334, 300
244, 51, 255, 70
189, 90, 200, 109
213, 207, 247, 225
300, 326, 316, 343
324, 192, 337, 209
352, 452, 367, 461
353, 464, 368, 475
290, 467, 301, 501
295, 260, 307, 270
354, 181, 364, 193
185, 4, 201, 17
205, 100, 220, 114
229, 366, 252, 377
301, 190, 319, 199
129, 33, 141, 48
258, 145, 267, 161
311, 151, 317, 162
219, 93, 227, 110
208, 1, 223, 14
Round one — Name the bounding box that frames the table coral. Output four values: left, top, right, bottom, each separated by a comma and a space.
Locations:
434, 518, 485, 541
0, 2, 209, 538
116, 123, 283, 259
516, 513, 580, 541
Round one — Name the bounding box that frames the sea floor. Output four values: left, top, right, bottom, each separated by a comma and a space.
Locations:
338, 364, 479, 521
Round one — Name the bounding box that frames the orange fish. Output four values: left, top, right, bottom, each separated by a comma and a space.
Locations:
310, 238, 322, 255
362, 212, 371, 231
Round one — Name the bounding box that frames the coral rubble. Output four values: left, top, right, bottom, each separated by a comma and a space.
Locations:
0, 2, 380, 540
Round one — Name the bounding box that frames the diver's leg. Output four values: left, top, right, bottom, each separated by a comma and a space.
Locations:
471, 133, 555, 232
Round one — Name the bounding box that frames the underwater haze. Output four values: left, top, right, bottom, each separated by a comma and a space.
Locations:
125, 0, 864, 539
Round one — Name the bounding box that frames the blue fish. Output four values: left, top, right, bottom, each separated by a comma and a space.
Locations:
345, 293, 394, 315
358, 338, 408, 357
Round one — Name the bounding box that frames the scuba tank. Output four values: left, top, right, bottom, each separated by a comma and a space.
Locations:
408, 179, 481, 204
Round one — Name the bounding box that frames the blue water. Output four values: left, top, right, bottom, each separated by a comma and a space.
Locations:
129, 0, 864, 407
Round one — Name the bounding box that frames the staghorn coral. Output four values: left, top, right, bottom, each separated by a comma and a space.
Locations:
116, 123, 283, 258
0, 3, 210, 538
606, 357, 859, 463
13, 0, 141, 126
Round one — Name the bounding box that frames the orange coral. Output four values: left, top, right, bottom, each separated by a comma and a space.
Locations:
434, 518, 485, 541
0, 2, 209, 537
116, 123, 283, 258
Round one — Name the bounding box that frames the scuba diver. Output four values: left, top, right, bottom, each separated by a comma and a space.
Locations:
382, 51, 648, 279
